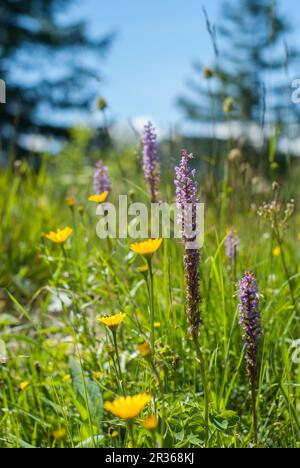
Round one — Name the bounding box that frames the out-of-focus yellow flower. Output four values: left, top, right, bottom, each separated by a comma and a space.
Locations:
78, 205, 84, 215
20, 381, 30, 390
88, 192, 108, 203
138, 341, 151, 358
142, 414, 158, 431
45, 227, 72, 244
52, 427, 67, 440
297, 233, 300, 241
110, 430, 118, 438
106, 346, 115, 354
273, 246, 281, 257
154, 322, 161, 328
98, 312, 126, 329
92, 371, 104, 380
228, 148, 242, 162
223, 97, 234, 113
63, 374, 71, 382
137, 264, 149, 274
66, 196, 76, 207
130, 239, 162, 257
104, 394, 152, 420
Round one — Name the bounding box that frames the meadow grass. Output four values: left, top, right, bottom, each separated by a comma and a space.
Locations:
0, 134, 300, 448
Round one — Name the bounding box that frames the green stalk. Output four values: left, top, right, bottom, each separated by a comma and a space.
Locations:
251, 380, 258, 446
75, 343, 96, 448
127, 421, 135, 447
150, 359, 166, 447
112, 329, 126, 395
193, 337, 210, 446
146, 257, 155, 351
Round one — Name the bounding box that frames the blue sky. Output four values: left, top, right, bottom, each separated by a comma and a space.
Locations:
68, 0, 300, 131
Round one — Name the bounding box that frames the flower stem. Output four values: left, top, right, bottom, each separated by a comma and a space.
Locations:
193, 336, 209, 445
127, 422, 135, 447
112, 330, 126, 395
150, 359, 166, 447
147, 257, 155, 352
251, 380, 258, 446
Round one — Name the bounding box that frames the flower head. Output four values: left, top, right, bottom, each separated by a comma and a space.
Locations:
138, 341, 151, 358
93, 160, 111, 195
273, 246, 281, 257
66, 196, 76, 207
88, 191, 109, 204
98, 312, 126, 329
137, 264, 149, 278
228, 148, 242, 162
130, 239, 162, 257
238, 272, 262, 384
223, 97, 234, 113
175, 150, 201, 339
225, 227, 239, 260
20, 381, 30, 391
52, 427, 67, 440
104, 394, 152, 420
45, 227, 72, 244
143, 122, 160, 203
175, 150, 199, 241
142, 414, 158, 430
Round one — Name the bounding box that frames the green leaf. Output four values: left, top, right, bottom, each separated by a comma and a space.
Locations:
69, 358, 103, 430
0, 313, 19, 326
6, 290, 32, 322
211, 410, 239, 431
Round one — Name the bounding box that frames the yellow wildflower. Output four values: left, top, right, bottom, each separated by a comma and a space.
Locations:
154, 322, 161, 328
138, 341, 151, 358
130, 239, 162, 257
45, 227, 72, 244
223, 97, 234, 113
142, 414, 158, 431
20, 381, 30, 391
66, 197, 75, 207
137, 264, 149, 274
104, 394, 152, 420
92, 371, 104, 380
88, 192, 108, 203
273, 246, 281, 257
52, 427, 67, 440
98, 312, 126, 329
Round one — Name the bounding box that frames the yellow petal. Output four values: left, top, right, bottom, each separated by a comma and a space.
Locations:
104, 394, 152, 420
45, 227, 72, 244
130, 239, 162, 256
88, 192, 109, 203
98, 312, 126, 329
273, 246, 281, 257
20, 381, 30, 390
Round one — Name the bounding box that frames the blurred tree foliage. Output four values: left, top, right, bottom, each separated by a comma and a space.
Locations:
0, 0, 115, 158
178, 0, 299, 130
